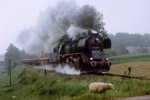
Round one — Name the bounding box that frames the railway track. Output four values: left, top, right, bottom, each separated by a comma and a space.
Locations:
81, 72, 150, 80
23, 62, 150, 80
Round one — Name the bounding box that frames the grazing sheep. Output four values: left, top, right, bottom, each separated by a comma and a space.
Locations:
89, 82, 115, 93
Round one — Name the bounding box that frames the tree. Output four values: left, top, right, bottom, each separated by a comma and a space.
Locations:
5, 43, 21, 68
20, 50, 37, 59
118, 44, 129, 55
94, 13, 108, 38
58, 34, 71, 43
136, 47, 149, 53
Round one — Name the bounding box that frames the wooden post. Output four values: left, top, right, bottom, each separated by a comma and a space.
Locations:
41, 51, 46, 76
128, 67, 132, 75
8, 59, 12, 86
44, 68, 46, 76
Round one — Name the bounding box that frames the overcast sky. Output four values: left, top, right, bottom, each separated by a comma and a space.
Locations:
0, 0, 150, 55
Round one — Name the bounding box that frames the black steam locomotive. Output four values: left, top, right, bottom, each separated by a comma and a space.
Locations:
49, 31, 112, 73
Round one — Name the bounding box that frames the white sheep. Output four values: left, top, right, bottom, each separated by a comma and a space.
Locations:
89, 82, 115, 93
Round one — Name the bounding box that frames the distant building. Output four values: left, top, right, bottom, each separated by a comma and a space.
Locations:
126, 46, 150, 54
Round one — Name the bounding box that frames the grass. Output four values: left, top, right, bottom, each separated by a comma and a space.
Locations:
110, 53, 150, 64
0, 65, 150, 100
110, 62, 150, 77
109, 53, 150, 77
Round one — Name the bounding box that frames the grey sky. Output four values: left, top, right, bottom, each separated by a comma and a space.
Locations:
0, 0, 150, 55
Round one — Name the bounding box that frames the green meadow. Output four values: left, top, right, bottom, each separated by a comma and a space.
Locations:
110, 53, 150, 64
0, 64, 150, 100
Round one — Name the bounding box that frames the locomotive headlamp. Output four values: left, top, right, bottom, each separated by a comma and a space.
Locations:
105, 58, 109, 61
90, 57, 93, 60
96, 38, 99, 41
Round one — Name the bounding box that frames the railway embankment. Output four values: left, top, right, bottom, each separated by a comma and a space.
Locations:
0, 64, 150, 100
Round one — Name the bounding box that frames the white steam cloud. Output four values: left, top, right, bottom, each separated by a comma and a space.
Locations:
17, 0, 101, 56
35, 64, 81, 75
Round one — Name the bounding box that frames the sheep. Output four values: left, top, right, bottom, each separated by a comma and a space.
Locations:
89, 82, 115, 93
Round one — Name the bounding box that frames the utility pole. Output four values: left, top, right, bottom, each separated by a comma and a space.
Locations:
8, 59, 12, 86
41, 51, 46, 76
44, 68, 47, 76
41, 50, 44, 58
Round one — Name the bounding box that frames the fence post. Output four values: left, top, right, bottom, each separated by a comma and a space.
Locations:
8, 59, 12, 86
44, 68, 46, 76
128, 67, 132, 75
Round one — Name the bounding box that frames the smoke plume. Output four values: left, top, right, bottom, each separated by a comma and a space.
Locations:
17, 0, 101, 56
35, 64, 81, 75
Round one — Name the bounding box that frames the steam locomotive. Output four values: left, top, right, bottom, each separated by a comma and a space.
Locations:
49, 31, 112, 73
22, 31, 112, 73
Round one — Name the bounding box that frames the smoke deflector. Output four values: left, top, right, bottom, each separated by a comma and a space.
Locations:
103, 38, 111, 49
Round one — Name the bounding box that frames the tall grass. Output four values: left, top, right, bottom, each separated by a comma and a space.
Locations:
0, 65, 150, 100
